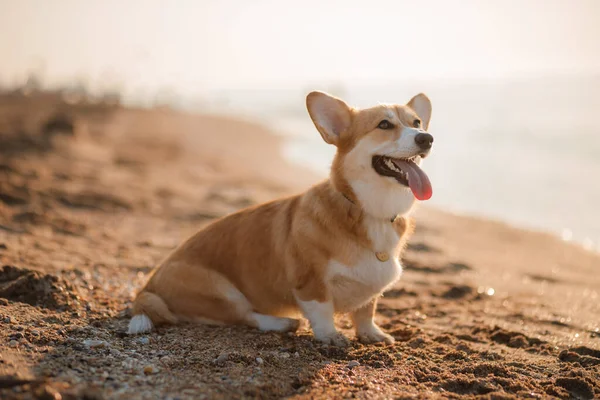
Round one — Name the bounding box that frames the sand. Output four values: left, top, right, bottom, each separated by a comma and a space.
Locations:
0, 92, 599, 399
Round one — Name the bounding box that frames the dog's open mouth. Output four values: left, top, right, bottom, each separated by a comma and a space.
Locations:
372, 155, 433, 200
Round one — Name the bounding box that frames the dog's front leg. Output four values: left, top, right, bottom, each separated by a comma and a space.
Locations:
295, 297, 349, 347
295, 290, 350, 347
292, 258, 350, 347
352, 298, 395, 344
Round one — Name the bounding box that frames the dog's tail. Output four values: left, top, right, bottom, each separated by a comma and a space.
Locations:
128, 291, 177, 335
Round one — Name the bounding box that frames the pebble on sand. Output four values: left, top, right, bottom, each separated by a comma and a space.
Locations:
143, 365, 158, 375
347, 360, 360, 368
214, 353, 229, 364
83, 339, 109, 349
137, 337, 150, 345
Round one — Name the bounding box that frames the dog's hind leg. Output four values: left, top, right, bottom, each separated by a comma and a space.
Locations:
141, 264, 298, 332
195, 273, 299, 332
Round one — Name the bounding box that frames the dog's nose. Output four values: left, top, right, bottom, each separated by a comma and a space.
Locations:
415, 132, 434, 150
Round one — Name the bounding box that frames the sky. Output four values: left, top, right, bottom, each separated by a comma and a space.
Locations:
1, 0, 599, 94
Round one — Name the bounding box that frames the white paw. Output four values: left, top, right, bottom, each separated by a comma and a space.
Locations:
315, 331, 351, 347
283, 318, 301, 332
357, 325, 395, 345
253, 314, 300, 333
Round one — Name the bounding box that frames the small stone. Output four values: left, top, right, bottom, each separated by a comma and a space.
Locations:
30, 330, 40, 336
280, 352, 290, 359
9, 340, 18, 347
143, 365, 158, 375
214, 353, 229, 364
110, 348, 122, 356
294, 352, 300, 357
83, 339, 109, 349
256, 357, 264, 365
347, 360, 360, 368
15, 325, 24, 331
3, 316, 12, 323
136, 337, 150, 345
0, 299, 8, 306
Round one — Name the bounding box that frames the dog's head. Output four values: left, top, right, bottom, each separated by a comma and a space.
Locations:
307, 91, 433, 219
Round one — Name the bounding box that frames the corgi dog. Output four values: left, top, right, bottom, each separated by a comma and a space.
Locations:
128, 91, 434, 346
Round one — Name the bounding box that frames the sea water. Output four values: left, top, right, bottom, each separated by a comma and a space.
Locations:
246, 76, 600, 252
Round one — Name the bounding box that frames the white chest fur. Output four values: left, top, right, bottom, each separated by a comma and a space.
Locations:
365, 216, 400, 253
326, 217, 403, 313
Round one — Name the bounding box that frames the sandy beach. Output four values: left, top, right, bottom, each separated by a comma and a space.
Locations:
1, 93, 599, 399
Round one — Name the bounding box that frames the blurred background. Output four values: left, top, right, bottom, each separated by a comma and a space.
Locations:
1, 0, 599, 250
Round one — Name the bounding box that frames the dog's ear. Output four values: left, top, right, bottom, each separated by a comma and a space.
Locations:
407, 93, 432, 130
306, 91, 352, 145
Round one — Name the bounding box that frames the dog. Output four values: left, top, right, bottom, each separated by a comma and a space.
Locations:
128, 91, 434, 346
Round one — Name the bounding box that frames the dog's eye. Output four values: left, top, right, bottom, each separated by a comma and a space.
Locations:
378, 120, 393, 130
412, 119, 421, 128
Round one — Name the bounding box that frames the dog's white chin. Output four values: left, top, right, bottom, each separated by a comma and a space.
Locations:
350, 178, 417, 219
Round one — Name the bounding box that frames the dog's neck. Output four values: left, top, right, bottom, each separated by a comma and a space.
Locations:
334, 183, 398, 224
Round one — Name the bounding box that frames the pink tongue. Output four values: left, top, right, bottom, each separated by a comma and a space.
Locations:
392, 159, 433, 201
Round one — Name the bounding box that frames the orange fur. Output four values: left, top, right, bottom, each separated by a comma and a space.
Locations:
129, 91, 432, 345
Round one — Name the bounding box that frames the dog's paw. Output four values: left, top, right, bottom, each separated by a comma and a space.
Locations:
284, 318, 301, 332
316, 332, 351, 347
254, 314, 301, 333
357, 326, 395, 345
